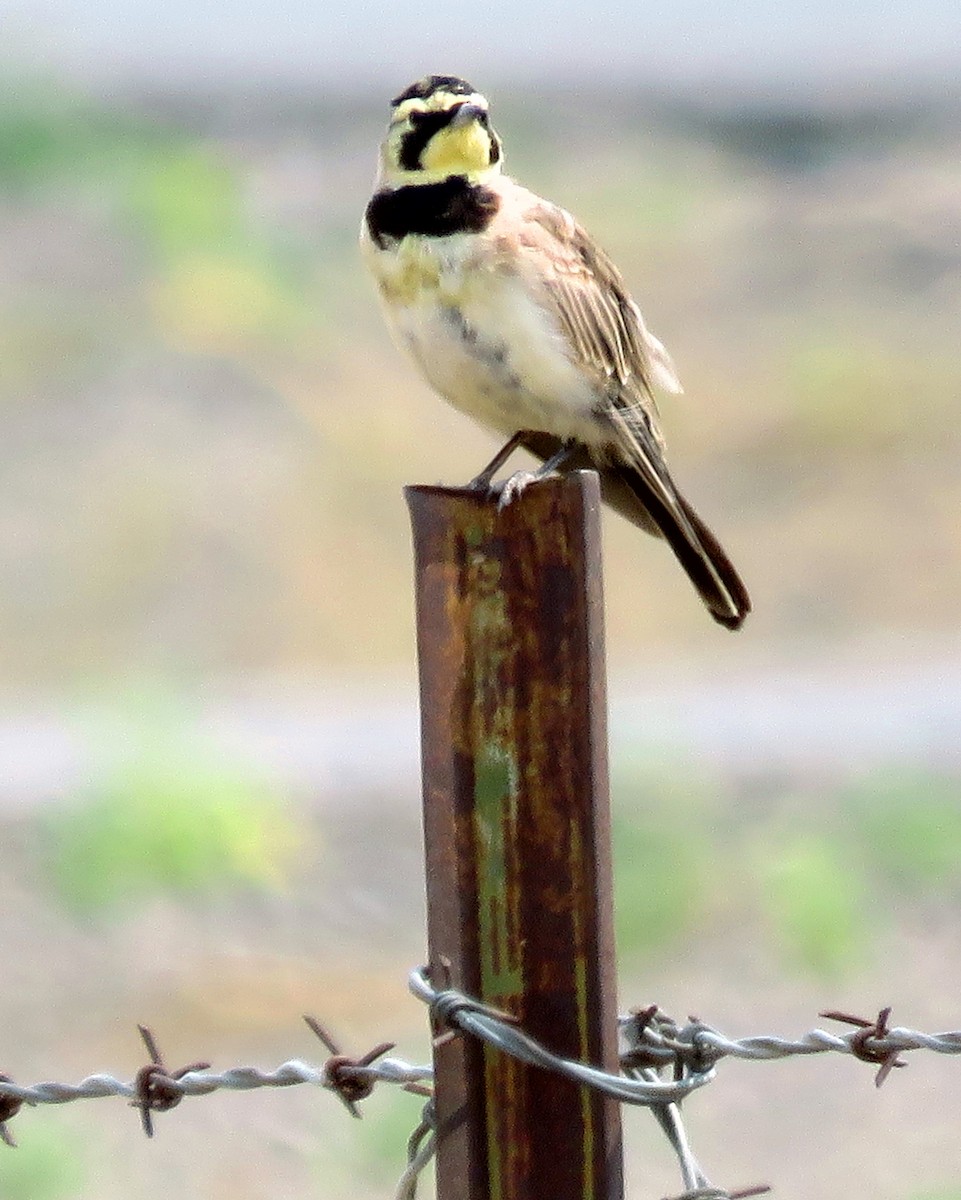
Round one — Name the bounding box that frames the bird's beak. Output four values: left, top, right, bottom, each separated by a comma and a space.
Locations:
451, 103, 487, 128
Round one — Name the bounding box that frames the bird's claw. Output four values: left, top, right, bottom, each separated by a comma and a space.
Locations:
494, 469, 542, 510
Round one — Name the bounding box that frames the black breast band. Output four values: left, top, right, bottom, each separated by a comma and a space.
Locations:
365, 177, 500, 247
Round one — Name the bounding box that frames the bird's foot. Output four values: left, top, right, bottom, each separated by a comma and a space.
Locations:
493, 469, 545, 510
492, 439, 576, 509
468, 437, 575, 508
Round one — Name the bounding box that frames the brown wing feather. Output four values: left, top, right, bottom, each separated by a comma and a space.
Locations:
514, 198, 750, 630
517, 201, 681, 430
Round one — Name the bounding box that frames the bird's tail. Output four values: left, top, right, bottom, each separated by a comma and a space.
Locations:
516, 431, 750, 629
606, 459, 751, 630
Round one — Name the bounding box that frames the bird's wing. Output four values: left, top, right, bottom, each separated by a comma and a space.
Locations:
516, 199, 682, 423
515, 197, 684, 490
508, 195, 749, 629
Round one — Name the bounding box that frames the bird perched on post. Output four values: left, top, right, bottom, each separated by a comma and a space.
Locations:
361, 75, 751, 630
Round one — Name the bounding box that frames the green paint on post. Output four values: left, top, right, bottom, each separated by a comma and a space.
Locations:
474, 742, 522, 1200
474, 744, 522, 997
464, 521, 485, 548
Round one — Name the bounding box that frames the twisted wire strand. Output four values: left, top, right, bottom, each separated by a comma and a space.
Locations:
0, 1058, 433, 1108
2, 1012, 960, 1113
2, 982, 958, 1200
394, 1102, 436, 1200
408, 967, 715, 1106
621, 1021, 961, 1068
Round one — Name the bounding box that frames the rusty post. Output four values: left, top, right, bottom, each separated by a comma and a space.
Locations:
406, 471, 622, 1200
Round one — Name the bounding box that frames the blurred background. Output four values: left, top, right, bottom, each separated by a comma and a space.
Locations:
1, 2, 961, 1197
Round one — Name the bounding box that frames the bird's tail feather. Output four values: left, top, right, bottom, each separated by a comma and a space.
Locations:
610, 461, 751, 630
516, 431, 751, 630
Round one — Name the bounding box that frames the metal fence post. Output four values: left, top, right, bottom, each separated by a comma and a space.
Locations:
406, 470, 623, 1200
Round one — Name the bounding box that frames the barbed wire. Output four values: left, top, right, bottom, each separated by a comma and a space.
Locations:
409, 966, 716, 1106
0, 1053, 432, 1111
1, 979, 959, 1198
394, 1101, 436, 1200
410, 968, 961, 1086
617, 1002, 961, 1087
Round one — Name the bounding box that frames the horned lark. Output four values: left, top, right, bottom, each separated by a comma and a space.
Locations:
361, 75, 751, 629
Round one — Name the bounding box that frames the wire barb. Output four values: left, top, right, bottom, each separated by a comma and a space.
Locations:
131, 1025, 211, 1138
819, 1007, 907, 1087
304, 1015, 410, 1117
0, 1075, 24, 1148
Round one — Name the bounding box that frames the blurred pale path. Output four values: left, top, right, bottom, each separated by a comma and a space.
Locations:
0, 651, 959, 809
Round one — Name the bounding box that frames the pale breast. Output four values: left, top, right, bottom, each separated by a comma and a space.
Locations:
365, 230, 606, 445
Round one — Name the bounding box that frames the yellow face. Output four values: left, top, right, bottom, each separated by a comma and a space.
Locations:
380, 76, 503, 187
417, 118, 494, 176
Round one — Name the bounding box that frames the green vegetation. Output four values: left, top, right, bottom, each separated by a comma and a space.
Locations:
312, 1088, 428, 1190
612, 811, 711, 961
0, 1116, 86, 1199
612, 756, 961, 978
127, 145, 317, 354
611, 762, 715, 961
352, 1090, 429, 1185
842, 769, 961, 893
759, 832, 869, 978
750, 767, 961, 975
127, 147, 245, 259
47, 712, 302, 912
786, 336, 959, 450
610, 761, 870, 978
0, 87, 135, 191
1, 66, 959, 1200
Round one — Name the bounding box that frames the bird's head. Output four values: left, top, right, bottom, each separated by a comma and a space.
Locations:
378, 75, 503, 187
